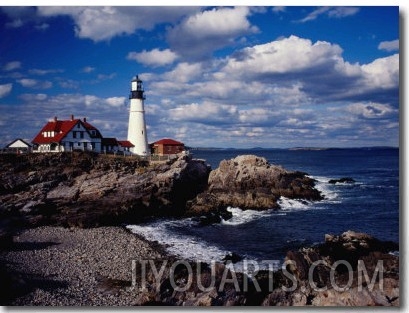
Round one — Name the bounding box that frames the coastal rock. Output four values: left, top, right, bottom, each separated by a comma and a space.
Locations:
263, 230, 400, 306
188, 155, 323, 214
134, 230, 398, 307
0, 152, 211, 228
328, 177, 355, 184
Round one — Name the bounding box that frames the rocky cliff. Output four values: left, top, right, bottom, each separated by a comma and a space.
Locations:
188, 155, 323, 215
1, 153, 324, 232
0, 152, 210, 230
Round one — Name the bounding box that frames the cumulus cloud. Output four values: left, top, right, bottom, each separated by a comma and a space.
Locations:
105, 97, 126, 107
37, 6, 201, 42
167, 6, 258, 60
218, 36, 398, 103
162, 62, 203, 83
0, 83, 13, 98
169, 101, 238, 125
127, 49, 178, 67
378, 39, 399, 52
224, 36, 344, 75
361, 54, 399, 90
141, 33, 398, 147
3, 61, 22, 72
17, 78, 53, 89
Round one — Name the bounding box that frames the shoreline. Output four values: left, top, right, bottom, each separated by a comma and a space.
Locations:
0, 225, 400, 306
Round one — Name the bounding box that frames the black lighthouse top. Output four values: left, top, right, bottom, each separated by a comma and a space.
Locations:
129, 75, 145, 100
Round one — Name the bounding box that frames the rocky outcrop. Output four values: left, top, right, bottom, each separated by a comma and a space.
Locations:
188, 155, 323, 214
131, 230, 398, 306
0, 152, 210, 229
263, 230, 399, 306
328, 177, 356, 184
1, 153, 324, 230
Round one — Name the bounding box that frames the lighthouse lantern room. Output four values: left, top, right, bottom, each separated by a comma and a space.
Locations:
127, 75, 149, 156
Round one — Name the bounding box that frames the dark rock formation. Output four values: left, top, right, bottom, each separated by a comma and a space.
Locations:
0, 152, 211, 230
188, 155, 323, 215
328, 177, 356, 184
132, 230, 398, 306
263, 230, 399, 306
0, 153, 324, 231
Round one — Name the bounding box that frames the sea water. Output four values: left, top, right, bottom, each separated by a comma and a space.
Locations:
127, 147, 399, 267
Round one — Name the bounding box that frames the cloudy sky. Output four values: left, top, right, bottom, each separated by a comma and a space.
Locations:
0, 6, 399, 148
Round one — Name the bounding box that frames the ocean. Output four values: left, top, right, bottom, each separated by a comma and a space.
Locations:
127, 147, 399, 268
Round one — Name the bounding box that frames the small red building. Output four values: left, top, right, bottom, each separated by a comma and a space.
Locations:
151, 138, 185, 156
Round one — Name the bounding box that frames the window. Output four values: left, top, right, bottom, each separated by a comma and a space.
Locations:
73, 131, 77, 138
77, 123, 81, 129
80, 132, 84, 139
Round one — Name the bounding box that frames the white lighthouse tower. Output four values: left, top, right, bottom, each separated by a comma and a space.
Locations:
127, 75, 149, 156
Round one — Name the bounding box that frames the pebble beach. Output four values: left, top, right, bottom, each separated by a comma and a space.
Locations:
0, 226, 165, 305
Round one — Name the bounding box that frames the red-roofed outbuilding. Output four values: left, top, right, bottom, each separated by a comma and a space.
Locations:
151, 138, 185, 156
32, 115, 103, 153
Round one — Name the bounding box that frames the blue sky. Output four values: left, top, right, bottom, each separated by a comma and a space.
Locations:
0, 6, 399, 148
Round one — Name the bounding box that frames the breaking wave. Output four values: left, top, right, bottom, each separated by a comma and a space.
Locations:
221, 207, 275, 225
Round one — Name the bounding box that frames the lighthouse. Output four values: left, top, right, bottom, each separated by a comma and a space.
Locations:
127, 75, 149, 156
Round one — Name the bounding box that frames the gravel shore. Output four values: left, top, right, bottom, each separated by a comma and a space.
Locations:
0, 226, 166, 305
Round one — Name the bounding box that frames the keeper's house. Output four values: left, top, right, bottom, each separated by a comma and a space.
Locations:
151, 138, 185, 156
32, 115, 103, 153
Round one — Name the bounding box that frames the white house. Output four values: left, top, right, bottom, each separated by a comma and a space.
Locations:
32, 115, 103, 153
4, 138, 32, 153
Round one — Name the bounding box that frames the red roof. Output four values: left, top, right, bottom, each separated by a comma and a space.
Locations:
117, 140, 134, 148
153, 138, 184, 146
32, 117, 102, 144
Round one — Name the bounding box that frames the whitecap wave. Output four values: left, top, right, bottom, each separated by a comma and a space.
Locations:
126, 218, 279, 273
309, 175, 340, 202
277, 197, 311, 211
126, 221, 230, 263
221, 207, 273, 225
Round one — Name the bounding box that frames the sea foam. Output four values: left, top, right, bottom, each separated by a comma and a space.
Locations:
221, 207, 274, 225
127, 220, 230, 263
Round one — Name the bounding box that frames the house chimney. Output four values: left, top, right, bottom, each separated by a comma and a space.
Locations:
54, 116, 57, 122
83, 117, 87, 123
71, 114, 74, 120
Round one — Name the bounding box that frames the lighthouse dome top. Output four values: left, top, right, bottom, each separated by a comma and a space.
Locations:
130, 75, 145, 99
